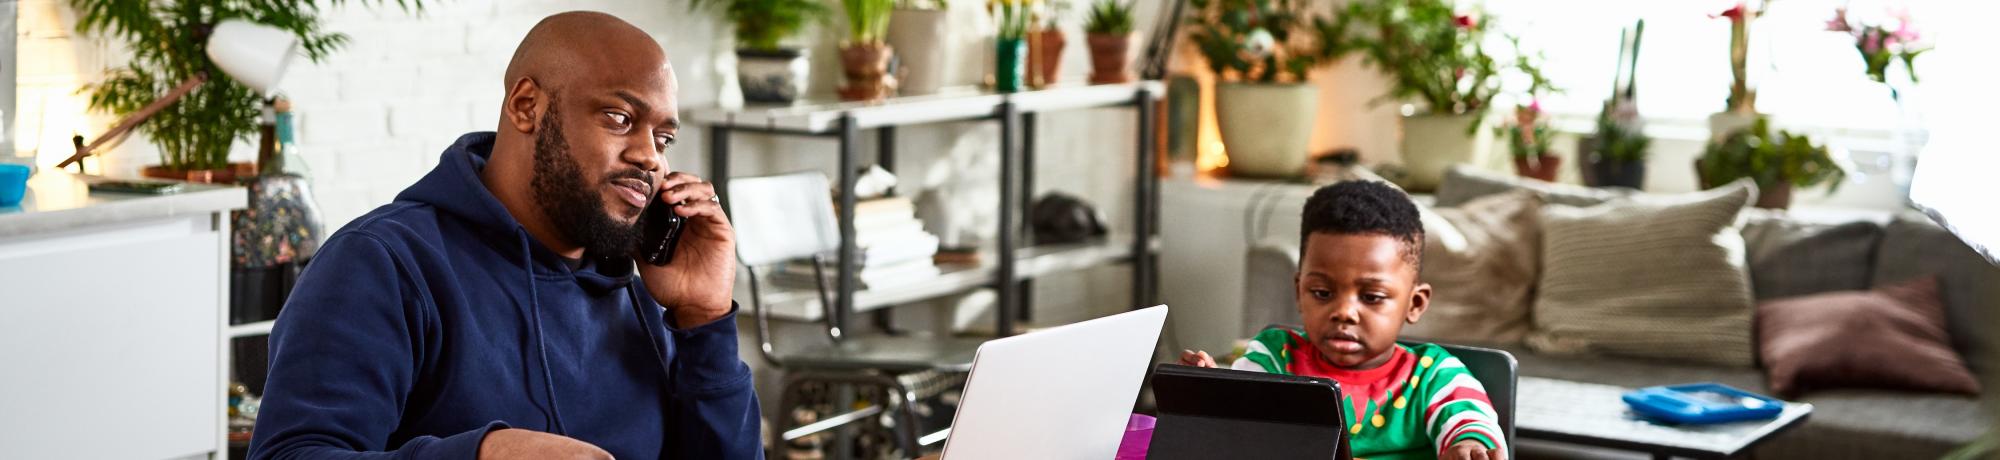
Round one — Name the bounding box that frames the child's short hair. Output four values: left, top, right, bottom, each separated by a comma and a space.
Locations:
1299, 181, 1425, 269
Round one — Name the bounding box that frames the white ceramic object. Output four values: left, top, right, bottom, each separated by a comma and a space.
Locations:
206, 20, 300, 96
887, 9, 950, 96
1399, 112, 1493, 192
1215, 82, 1318, 179
737, 49, 810, 104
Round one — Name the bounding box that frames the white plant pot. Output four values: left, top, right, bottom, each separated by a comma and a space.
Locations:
1399, 112, 1493, 192
737, 48, 810, 104
887, 9, 950, 96
1216, 82, 1318, 179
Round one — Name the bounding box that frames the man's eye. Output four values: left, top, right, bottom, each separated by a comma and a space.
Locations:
606, 112, 630, 126
656, 135, 674, 150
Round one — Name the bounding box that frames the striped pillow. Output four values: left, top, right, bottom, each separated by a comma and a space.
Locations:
1526, 181, 1759, 367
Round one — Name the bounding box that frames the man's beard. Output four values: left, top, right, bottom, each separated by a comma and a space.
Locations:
531, 101, 644, 262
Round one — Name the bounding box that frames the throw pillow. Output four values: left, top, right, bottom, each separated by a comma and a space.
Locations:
1404, 190, 1543, 344
1434, 165, 1637, 208
1528, 180, 1758, 367
1873, 213, 2000, 377
1739, 213, 1884, 301
1758, 276, 1981, 397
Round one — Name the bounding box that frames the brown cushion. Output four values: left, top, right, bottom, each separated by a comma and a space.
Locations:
1404, 190, 1543, 344
1758, 276, 1982, 398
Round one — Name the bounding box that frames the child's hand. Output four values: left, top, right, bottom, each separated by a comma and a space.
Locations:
1178, 350, 1218, 368
1443, 440, 1504, 460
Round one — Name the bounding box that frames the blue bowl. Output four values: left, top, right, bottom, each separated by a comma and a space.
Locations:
0, 164, 29, 206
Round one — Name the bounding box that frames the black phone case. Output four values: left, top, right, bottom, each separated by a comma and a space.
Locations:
640, 198, 687, 266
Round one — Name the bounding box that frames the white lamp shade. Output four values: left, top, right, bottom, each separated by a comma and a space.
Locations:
205, 20, 300, 95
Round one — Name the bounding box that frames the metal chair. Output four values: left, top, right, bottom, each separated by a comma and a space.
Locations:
1264, 323, 1518, 459
728, 171, 983, 459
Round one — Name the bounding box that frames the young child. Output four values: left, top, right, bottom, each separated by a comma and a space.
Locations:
1180, 181, 1506, 460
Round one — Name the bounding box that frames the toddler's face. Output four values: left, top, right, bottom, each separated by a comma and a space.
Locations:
1295, 233, 1430, 370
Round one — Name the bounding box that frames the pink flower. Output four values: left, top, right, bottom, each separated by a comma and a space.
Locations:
1890, 9, 1921, 44
1714, 2, 1746, 21
1862, 28, 1883, 54
1454, 14, 1478, 29
1825, 7, 1850, 32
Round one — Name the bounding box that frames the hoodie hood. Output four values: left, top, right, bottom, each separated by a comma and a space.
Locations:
396, 131, 635, 289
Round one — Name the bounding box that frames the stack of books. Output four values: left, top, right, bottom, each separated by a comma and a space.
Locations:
774, 196, 941, 290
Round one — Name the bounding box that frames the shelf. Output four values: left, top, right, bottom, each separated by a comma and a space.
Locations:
226, 320, 276, 339
756, 237, 1157, 321
687, 81, 1165, 133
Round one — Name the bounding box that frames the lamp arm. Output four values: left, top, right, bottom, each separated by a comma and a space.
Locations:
57, 73, 210, 169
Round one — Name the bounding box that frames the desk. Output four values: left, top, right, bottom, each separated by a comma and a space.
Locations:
1517, 377, 1814, 459
0, 171, 245, 459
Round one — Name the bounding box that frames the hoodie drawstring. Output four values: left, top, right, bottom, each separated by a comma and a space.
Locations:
519, 231, 569, 435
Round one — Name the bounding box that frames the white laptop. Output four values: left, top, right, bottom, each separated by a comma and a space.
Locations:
939, 305, 1169, 460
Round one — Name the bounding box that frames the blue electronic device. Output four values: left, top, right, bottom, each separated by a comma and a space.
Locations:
1621, 383, 1784, 425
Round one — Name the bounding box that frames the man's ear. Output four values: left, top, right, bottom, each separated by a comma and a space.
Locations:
1406, 282, 1432, 324
503, 77, 544, 135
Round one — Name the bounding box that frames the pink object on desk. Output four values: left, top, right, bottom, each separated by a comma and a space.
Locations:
1116, 414, 1156, 460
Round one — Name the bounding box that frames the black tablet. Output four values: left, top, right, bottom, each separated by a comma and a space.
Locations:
1147, 363, 1350, 460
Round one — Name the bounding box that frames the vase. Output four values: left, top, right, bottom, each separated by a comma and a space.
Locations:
1030, 29, 1066, 88
1399, 112, 1493, 192
1512, 154, 1562, 182
837, 42, 895, 102
1215, 82, 1318, 179
1707, 110, 1761, 144
995, 38, 1027, 93
1087, 33, 1135, 84
737, 48, 810, 104
887, 9, 950, 96
142, 162, 256, 184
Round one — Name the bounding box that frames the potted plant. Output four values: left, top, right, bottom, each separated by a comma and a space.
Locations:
838, 0, 897, 101
1709, 0, 1768, 142
73, 0, 419, 183
1697, 117, 1845, 209
887, 0, 951, 95
1084, 0, 1135, 84
690, 0, 831, 103
1185, 0, 1344, 179
1028, 1, 1070, 88
989, 0, 1037, 92
1583, 97, 1652, 188
1334, 0, 1551, 192
1502, 103, 1559, 182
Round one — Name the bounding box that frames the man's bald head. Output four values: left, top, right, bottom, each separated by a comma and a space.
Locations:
503, 11, 673, 95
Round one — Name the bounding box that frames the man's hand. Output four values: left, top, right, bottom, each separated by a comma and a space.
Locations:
637, 172, 737, 329
1179, 350, 1218, 368
479, 429, 612, 460
1442, 439, 1504, 460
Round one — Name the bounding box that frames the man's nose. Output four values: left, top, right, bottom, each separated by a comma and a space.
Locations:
623, 140, 662, 173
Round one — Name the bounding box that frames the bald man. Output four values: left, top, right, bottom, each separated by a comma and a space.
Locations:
249, 12, 760, 459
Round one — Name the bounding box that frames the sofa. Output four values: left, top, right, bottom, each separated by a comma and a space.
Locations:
1240, 167, 1997, 459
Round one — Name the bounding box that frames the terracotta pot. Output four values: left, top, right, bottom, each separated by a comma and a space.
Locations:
143, 162, 256, 184
1756, 183, 1793, 209
1512, 154, 1562, 182
838, 42, 896, 101
1029, 29, 1066, 88
1087, 33, 1134, 84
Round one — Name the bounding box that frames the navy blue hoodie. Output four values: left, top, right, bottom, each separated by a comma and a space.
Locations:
249, 132, 761, 459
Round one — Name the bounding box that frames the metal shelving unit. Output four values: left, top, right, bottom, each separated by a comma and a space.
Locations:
690, 81, 1164, 335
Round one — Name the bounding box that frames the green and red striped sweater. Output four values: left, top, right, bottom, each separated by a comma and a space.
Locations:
1231, 328, 1505, 460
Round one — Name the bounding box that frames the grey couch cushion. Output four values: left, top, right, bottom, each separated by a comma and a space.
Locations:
1740, 214, 1884, 301
1435, 165, 1637, 208
1498, 344, 1988, 459
1873, 213, 2000, 377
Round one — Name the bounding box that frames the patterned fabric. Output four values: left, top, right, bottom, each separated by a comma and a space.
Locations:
1232, 328, 1506, 460
1528, 181, 1758, 367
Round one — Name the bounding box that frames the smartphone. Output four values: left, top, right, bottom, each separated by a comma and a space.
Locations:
638, 195, 688, 266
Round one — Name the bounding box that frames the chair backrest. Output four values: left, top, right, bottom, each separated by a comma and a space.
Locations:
727, 171, 841, 267
1263, 324, 1517, 458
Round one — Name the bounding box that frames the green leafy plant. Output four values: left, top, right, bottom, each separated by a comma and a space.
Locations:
1501, 106, 1552, 159
989, 0, 1036, 41
690, 0, 832, 50
1329, 0, 1550, 117
1591, 100, 1651, 163
71, 0, 422, 172
895, 0, 948, 9
1084, 0, 1133, 35
841, 0, 896, 45
1698, 117, 1845, 193
1184, 0, 1346, 83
